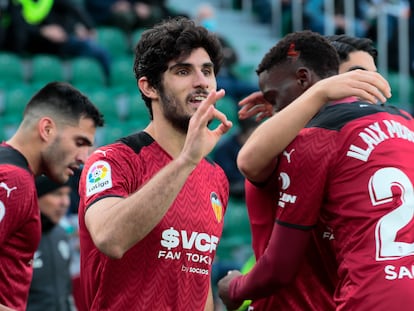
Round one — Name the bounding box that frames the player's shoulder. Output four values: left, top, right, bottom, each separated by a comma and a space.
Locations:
307, 101, 411, 131
88, 131, 154, 161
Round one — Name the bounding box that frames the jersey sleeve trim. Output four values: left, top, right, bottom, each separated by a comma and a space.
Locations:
84, 194, 125, 212
275, 219, 315, 231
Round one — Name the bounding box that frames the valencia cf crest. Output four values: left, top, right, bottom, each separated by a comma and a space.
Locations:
210, 192, 223, 223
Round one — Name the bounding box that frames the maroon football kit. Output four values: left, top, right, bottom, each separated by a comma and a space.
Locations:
0, 144, 40, 310
245, 181, 336, 310
79, 132, 229, 310
231, 101, 414, 310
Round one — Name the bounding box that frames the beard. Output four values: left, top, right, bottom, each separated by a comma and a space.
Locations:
159, 88, 191, 134
42, 135, 70, 184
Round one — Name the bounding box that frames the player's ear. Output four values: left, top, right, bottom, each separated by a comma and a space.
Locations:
296, 67, 312, 89
138, 77, 158, 99
38, 117, 56, 142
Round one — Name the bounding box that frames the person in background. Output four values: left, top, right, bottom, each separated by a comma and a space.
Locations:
0, 81, 103, 311
85, 0, 187, 34
327, 34, 377, 72
27, 175, 76, 311
218, 30, 414, 311
22, 0, 112, 84
77, 17, 232, 311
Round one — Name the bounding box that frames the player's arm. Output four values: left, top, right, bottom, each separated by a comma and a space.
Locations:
245, 179, 277, 257
237, 70, 391, 183
204, 282, 214, 311
85, 90, 232, 259
0, 304, 16, 311
218, 224, 311, 310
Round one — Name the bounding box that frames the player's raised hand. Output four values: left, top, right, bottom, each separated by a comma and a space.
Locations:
310, 69, 391, 104
238, 91, 274, 122
180, 89, 232, 166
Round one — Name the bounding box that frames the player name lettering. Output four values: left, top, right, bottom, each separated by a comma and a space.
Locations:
384, 264, 414, 280
347, 120, 414, 162
161, 227, 219, 253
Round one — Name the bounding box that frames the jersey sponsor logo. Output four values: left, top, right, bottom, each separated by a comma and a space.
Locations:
160, 227, 219, 253
322, 229, 335, 240
279, 172, 290, 190
278, 172, 297, 207
181, 265, 209, 275
0, 181, 17, 198
282, 148, 295, 163
210, 192, 223, 222
347, 120, 414, 162
158, 227, 219, 274
86, 161, 112, 196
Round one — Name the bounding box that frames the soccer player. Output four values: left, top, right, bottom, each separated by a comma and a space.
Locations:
328, 34, 378, 73
240, 34, 384, 310
0, 81, 103, 311
218, 30, 414, 311
77, 17, 232, 310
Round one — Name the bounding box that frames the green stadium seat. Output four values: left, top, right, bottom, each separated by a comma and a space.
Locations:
126, 91, 150, 123
69, 57, 106, 90
0, 117, 19, 141
86, 88, 120, 122
96, 26, 130, 58
3, 85, 35, 122
130, 28, 147, 49
0, 53, 26, 85
109, 56, 137, 91
30, 54, 65, 86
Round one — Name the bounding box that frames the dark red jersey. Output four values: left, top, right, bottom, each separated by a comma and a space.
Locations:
78, 132, 229, 310
245, 181, 336, 311
276, 102, 414, 310
0, 144, 40, 310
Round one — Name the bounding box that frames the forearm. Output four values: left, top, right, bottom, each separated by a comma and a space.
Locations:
204, 283, 214, 311
238, 86, 326, 182
230, 225, 311, 302
0, 304, 15, 311
86, 156, 197, 258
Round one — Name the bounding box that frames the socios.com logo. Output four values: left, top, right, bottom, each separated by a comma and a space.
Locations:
88, 164, 108, 183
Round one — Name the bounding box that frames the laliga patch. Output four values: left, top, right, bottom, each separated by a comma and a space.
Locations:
86, 160, 112, 196
210, 192, 223, 223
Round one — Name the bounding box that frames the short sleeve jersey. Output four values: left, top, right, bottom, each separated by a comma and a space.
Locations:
0, 144, 40, 310
78, 132, 229, 311
275, 102, 414, 310
245, 181, 336, 311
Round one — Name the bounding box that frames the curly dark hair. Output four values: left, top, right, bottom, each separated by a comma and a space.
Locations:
257, 30, 339, 79
326, 34, 378, 64
133, 17, 223, 118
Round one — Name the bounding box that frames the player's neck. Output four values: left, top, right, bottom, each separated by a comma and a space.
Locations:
145, 121, 186, 159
